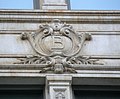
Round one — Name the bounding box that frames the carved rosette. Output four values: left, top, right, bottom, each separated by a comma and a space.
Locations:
17, 19, 103, 74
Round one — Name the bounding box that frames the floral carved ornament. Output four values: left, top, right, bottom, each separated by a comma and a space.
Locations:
15, 19, 103, 74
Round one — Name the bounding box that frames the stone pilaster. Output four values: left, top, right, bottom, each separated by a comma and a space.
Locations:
45, 75, 73, 99
33, 0, 71, 10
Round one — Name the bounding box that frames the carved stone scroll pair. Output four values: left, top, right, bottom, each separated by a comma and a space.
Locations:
16, 19, 103, 73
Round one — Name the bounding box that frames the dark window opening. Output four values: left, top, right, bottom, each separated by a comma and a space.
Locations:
73, 85, 120, 99
0, 85, 44, 99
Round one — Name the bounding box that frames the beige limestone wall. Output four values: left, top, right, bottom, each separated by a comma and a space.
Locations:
0, 10, 120, 66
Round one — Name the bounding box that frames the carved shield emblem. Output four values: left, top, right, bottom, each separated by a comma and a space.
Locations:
19, 19, 102, 73
24, 19, 81, 57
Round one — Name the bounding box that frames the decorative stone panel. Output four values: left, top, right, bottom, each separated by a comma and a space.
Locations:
45, 75, 72, 99
15, 19, 103, 74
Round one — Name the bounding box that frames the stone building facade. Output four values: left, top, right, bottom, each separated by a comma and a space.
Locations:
0, 0, 120, 99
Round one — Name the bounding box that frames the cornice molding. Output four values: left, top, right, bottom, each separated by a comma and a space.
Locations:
0, 10, 120, 23
0, 64, 120, 71
1, 10, 120, 15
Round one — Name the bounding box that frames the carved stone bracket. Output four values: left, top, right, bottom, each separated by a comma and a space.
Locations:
45, 75, 72, 99
16, 19, 103, 74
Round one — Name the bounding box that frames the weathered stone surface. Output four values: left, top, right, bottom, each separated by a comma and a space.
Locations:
0, 10, 120, 69
0, 35, 34, 54
0, 9, 120, 97
33, 0, 71, 10
0, 0, 120, 98
46, 75, 72, 99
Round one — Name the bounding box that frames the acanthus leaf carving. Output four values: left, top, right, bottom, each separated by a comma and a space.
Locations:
16, 19, 103, 74
14, 55, 51, 64
65, 56, 103, 65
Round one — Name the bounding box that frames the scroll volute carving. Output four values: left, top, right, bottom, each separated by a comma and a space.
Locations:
16, 19, 103, 74
21, 19, 91, 57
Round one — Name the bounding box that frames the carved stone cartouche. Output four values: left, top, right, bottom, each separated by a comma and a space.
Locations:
16, 19, 103, 74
